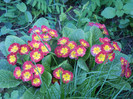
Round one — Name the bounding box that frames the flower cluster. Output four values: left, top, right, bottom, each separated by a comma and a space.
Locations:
88, 22, 109, 35
13, 61, 44, 87
53, 67, 73, 84
120, 57, 132, 78
91, 37, 121, 64
7, 25, 59, 87
55, 37, 90, 59
7, 43, 30, 65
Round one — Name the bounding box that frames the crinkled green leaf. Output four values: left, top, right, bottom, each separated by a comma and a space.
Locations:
115, 0, 123, 10
0, 70, 22, 88
21, 88, 44, 99
0, 59, 16, 72
0, 41, 8, 57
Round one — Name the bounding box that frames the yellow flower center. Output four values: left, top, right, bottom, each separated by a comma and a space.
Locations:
25, 64, 32, 70
9, 55, 16, 62
56, 70, 63, 77
33, 78, 40, 84
35, 29, 40, 33
16, 70, 21, 77
41, 46, 48, 52
43, 35, 49, 40
34, 67, 42, 75
104, 45, 111, 51
50, 31, 55, 35
24, 72, 31, 79
33, 43, 39, 48
93, 47, 101, 54
42, 28, 46, 32
63, 73, 70, 81
68, 43, 75, 49
60, 39, 67, 44
21, 47, 28, 54
61, 48, 68, 55
34, 36, 40, 41
113, 44, 118, 50
70, 51, 76, 58
11, 46, 18, 52
98, 54, 105, 62
77, 48, 83, 54
32, 52, 41, 60
108, 54, 112, 60
81, 42, 86, 46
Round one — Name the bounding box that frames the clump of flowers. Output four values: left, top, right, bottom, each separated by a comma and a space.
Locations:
53, 67, 73, 84
120, 57, 132, 78
7, 25, 59, 87
55, 37, 90, 59
88, 22, 109, 35
91, 37, 121, 64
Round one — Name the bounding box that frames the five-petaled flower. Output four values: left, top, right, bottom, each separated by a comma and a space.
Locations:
19, 44, 30, 55
7, 53, 17, 65
30, 50, 43, 62
33, 64, 44, 77
62, 70, 73, 84
31, 77, 42, 87
53, 67, 64, 79
8, 43, 20, 54
21, 70, 33, 82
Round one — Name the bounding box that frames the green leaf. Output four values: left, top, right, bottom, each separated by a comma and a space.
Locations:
95, 0, 100, 6
0, 70, 22, 88
21, 88, 44, 99
42, 55, 51, 72
59, 13, 67, 21
101, 7, 116, 19
77, 58, 89, 72
123, 3, 133, 14
16, 2, 27, 12
73, 9, 81, 17
46, 82, 61, 98
0, 59, 16, 72
11, 90, 19, 99
33, 17, 50, 28
0, 41, 8, 57
20, 35, 32, 43
40, 71, 52, 93
116, 10, 124, 17
115, 0, 123, 10
0, 26, 11, 35
25, 11, 32, 22
108, 78, 131, 90
90, 26, 103, 45
5, 35, 26, 54
68, 29, 85, 42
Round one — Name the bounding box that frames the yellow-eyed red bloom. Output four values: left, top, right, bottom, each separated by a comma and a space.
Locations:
48, 29, 58, 38
33, 64, 44, 77
67, 41, 77, 50
21, 70, 33, 82
31, 77, 42, 87
32, 33, 41, 41
62, 70, 73, 84
22, 61, 34, 70
30, 50, 43, 62
13, 67, 21, 79
79, 39, 90, 48
19, 44, 30, 55
39, 43, 51, 55
69, 50, 78, 59
95, 51, 106, 64
8, 43, 20, 54
29, 41, 41, 49
57, 37, 69, 45
91, 45, 101, 56
112, 42, 121, 51
75, 46, 86, 57
41, 34, 51, 41
7, 53, 17, 65
41, 25, 49, 33
101, 43, 114, 53
59, 46, 70, 57
53, 67, 64, 79
99, 37, 111, 44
